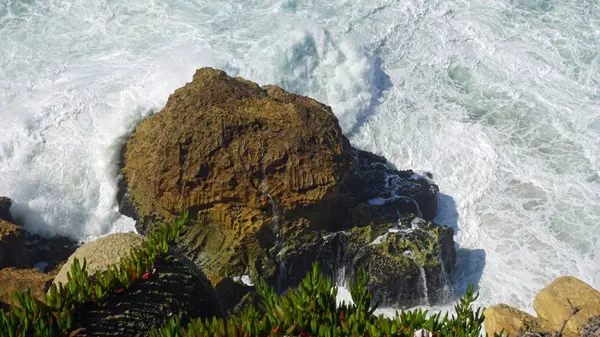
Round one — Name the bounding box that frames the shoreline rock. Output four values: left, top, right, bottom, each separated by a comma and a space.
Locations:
484, 277, 600, 337
118, 67, 454, 309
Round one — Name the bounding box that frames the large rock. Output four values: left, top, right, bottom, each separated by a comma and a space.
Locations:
0, 220, 27, 269
56, 233, 222, 336
484, 304, 555, 337
120, 68, 353, 232
533, 276, 600, 336
119, 68, 451, 307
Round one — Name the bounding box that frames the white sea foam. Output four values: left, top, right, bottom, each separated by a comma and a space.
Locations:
1, 0, 599, 315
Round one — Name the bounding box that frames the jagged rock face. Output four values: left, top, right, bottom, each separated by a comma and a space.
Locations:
343, 150, 439, 221
119, 67, 451, 307
277, 214, 455, 307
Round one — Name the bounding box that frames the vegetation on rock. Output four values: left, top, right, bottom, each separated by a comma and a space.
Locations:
151, 263, 487, 337
0, 211, 189, 336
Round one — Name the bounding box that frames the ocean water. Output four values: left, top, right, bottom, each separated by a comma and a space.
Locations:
1, 0, 599, 313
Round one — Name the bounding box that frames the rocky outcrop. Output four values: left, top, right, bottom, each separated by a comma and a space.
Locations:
55, 233, 222, 336
484, 304, 555, 337
342, 149, 438, 221
485, 277, 600, 337
533, 277, 600, 336
118, 67, 452, 308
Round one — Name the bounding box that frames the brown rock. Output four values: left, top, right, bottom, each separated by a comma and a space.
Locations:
120, 68, 352, 284
484, 304, 555, 337
0, 220, 27, 269
121, 68, 352, 228
533, 276, 600, 336
0, 267, 53, 307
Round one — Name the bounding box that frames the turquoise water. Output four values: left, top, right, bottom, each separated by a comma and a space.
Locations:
1, 0, 599, 312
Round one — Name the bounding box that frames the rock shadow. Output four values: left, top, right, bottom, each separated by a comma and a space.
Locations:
435, 193, 486, 297
347, 55, 392, 137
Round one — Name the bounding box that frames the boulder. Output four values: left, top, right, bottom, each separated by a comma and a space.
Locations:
120, 67, 352, 233
55, 233, 222, 336
533, 276, 600, 336
484, 304, 555, 337
0, 220, 27, 269
0, 267, 53, 307
53, 233, 144, 286
119, 68, 451, 308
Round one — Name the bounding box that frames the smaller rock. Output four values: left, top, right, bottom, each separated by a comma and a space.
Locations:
53, 233, 145, 287
484, 304, 554, 337
0, 197, 13, 223
0, 267, 53, 307
0, 220, 28, 269
533, 276, 600, 336
214, 277, 253, 314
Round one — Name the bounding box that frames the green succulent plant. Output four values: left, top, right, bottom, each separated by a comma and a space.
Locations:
151, 262, 497, 337
0, 211, 189, 336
